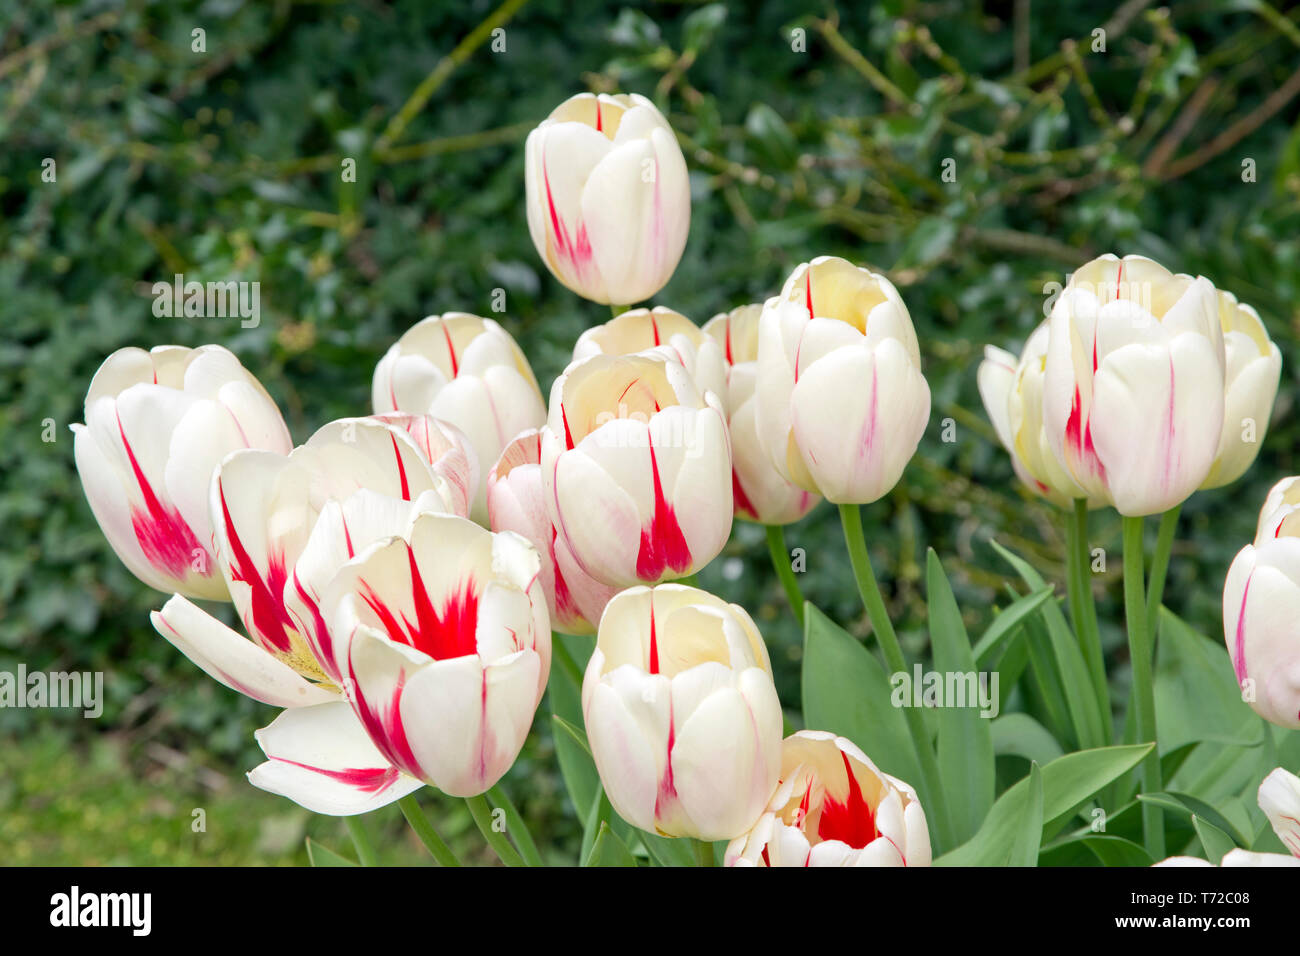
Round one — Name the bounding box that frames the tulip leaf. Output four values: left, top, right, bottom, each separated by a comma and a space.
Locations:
305, 838, 357, 867
801, 602, 924, 797
638, 831, 698, 868
935, 744, 1153, 866
1039, 834, 1155, 867
990, 541, 1106, 750
926, 550, 995, 845
1136, 792, 1250, 848
971, 586, 1053, 668
1192, 815, 1238, 865
992, 712, 1065, 767
583, 822, 638, 867
682, 3, 726, 54
1006, 761, 1043, 867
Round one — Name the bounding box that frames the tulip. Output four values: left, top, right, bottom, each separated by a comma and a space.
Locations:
1222, 486, 1300, 729
725, 730, 931, 867
1258, 766, 1300, 857
1200, 289, 1282, 489
372, 312, 547, 523
703, 305, 820, 525
754, 256, 931, 505
372, 412, 479, 519
540, 352, 732, 587
1155, 850, 1300, 867
978, 322, 1094, 507
524, 92, 690, 306
317, 512, 551, 797
572, 306, 726, 402
581, 584, 783, 840
72, 344, 292, 600
487, 429, 619, 635
1042, 254, 1225, 516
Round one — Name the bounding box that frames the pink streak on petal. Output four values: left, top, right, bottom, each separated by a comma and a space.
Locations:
272, 757, 401, 794
1232, 573, 1252, 685
217, 478, 295, 653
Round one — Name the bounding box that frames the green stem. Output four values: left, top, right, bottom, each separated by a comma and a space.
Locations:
610, 304, 628, 318
466, 794, 526, 866
344, 815, 378, 867
693, 839, 715, 867
1122, 515, 1164, 858
765, 523, 805, 626
488, 784, 544, 867
674, 572, 699, 588
1067, 499, 1110, 742
397, 793, 461, 867
1145, 505, 1181, 639
552, 633, 585, 689
838, 503, 951, 850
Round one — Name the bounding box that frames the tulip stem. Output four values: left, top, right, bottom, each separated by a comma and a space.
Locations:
466, 794, 527, 866
693, 839, 715, 867
488, 783, 545, 867
343, 815, 379, 867
839, 503, 951, 851
1066, 499, 1110, 742
765, 524, 805, 627
397, 793, 462, 867
1122, 515, 1164, 858
1145, 505, 1181, 639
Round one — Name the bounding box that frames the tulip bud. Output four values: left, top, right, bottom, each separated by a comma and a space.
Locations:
702, 305, 820, 524
541, 351, 732, 587
1258, 767, 1300, 857
372, 313, 547, 523
1200, 290, 1281, 489
322, 512, 551, 797
582, 584, 783, 840
573, 306, 727, 402
1222, 487, 1300, 729
979, 323, 1095, 507
72, 344, 293, 600
487, 429, 618, 635
754, 256, 931, 504
1042, 254, 1225, 516
725, 730, 931, 867
524, 92, 690, 306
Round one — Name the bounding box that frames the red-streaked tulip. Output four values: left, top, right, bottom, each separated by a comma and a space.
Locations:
703, 305, 820, 525
373, 412, 479, 519
487, 429, 618, 635
1154, 850, 1300, 867
1201, 289, 1282, 489
754, 256, 931, 505
1043, 254, 1224, 516
725, 730, 931, 867
1223, 484, 1300, 729
541, 352, 732, 587
1259, 766, 1300, 857
572, 306, 727, 402
979, 323, 1096, 507
372, 313, 547, 523
581, 584, 782, 840
525, 92, 690, 306
321, 512, 550, 797
72, 344, 292, 600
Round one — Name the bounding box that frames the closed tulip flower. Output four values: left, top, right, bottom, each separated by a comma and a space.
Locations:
572, 306, 727, 402
1223, 480, 1300, 729
541, 352, 732, 587
1258, 767, 1300, 857
1201, 289, 1282, 489
703, 305, 820, 524
372, 312, 547, 523
525, 92, 690, 306
487, 429, 618, 635
725, 730, 931, 867
1043, 254, 1225, 516
72, 344, 292, 600
755, 256, 931, 504
582, 584, 783, 840
979, 322, 1094, 506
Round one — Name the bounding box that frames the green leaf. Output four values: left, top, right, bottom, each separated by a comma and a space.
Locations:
550, 635, 599, 821
638, 832, 697, 868
992, 712, 1065, 767
584, 822, 638, 867
306, 838, 357, 867
1193, 815, 1237, 865
745, 103, 799, 170
1006, 762, 1043, 866
927, 550, 994, 844
894, 216, 957, 270
682, 3, 727, 53
936, 744, 1153, 866
972, 586, 1053, 668
580, 785, 610, 864
1137, 792, 1250, 847
801, 603, 924, 793
1041, 833, 1155, 867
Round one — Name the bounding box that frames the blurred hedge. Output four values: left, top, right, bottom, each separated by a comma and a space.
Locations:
2, 0, 1299, 781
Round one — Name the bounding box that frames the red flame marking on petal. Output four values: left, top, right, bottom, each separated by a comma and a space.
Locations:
217, 477, 295, 653
117, 413, 208, 579
636, 440, 693, 581
815, 751, 879, 849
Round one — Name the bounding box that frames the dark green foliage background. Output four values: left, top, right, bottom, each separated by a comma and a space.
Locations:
1, 0, 1297, 862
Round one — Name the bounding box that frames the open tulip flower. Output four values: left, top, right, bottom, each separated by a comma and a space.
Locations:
525, 92, 690, 307
541, 351, 732, 587
572, 305, 727, 402
1042, 253, 1225, 517
582, 584, 783, 841
1155, 766, 1300, 867
1223, 476, 1300, 729
487, 429, 618, 635
372, 312, 547, 523
755, 256, 931, 505
72, 344, 293, 600
725, 730, 931, 867
704, 304, 820, 525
